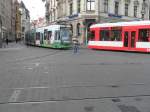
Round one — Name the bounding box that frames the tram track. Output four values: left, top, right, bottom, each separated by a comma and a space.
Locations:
0, 94, 150, 105
7, 50, 63, 63
0, 80, 150, 105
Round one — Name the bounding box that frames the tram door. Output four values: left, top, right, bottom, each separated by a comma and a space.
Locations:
124, 31, 136, 48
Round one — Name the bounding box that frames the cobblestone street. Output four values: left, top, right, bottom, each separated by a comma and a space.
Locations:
0, 45, 150, 112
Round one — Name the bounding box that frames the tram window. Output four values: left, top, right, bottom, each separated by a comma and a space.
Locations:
44, 29, 48, 40
55, 31, 60, 40
138, 29, 150, 42
89, 31, 95, 40
36, 33, 40, 40
48, 31, 52, 40
111, 30, 122, 41
100, 30, 110, 41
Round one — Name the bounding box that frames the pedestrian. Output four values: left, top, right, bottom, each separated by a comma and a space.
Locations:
6, 38, 8, 45
72, 37, 79, 54
15, 38, 17, 43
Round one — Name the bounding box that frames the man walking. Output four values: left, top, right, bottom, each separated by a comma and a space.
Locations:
6, 37, 8, 45
72, 37, 79, 54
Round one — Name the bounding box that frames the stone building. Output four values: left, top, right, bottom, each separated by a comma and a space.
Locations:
20, 1, 30, 40
44, 0, 150, 45
15, 0, 22, 41
11, 0, 16, 41
45, 0, 58, 24
0, 0, 12, 42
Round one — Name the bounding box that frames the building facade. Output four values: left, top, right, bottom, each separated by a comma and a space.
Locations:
45, 0, 58, 24
11, 0, 16, 41
15, 0, 22, 41
44, 0, 150, 45
0, 0, 13, 43
20, 1, 30, 40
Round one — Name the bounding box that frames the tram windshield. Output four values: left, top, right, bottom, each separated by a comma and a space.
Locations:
60, 27, 70, 41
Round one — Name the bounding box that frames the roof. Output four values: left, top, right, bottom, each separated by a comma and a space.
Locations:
90, 21, 150, 28
36, 25, 67, 32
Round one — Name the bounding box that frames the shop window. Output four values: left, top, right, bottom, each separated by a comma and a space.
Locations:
138, 29, 150, 42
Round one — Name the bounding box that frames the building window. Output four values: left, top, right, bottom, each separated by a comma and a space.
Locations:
70, 3, 73, 15
104, 0, 108, 12
70, 24, 73, 36
77, 0, 81, 13
54, 10, 56, 20
134, 5, 137, 17
125, 4, 128, 16
142, 14, 144, 19
115, 1, 119, 15
87, 0, 95, 11
77, 23, 81, 36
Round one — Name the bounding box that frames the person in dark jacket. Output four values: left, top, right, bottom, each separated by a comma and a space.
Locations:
6, 38, 8, 45
72, 37, 79, 54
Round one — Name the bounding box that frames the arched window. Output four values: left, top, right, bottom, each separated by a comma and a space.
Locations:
77, 23, 81, 36
70, 24, 73, 35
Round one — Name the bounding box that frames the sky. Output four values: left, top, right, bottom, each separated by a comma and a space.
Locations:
21, 0, 45, 20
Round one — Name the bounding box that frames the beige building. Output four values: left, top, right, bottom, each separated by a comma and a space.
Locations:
45, 0, 58, 24
44, 0, 150, 45
15, 0, 22, 41
20, 1, 30, 40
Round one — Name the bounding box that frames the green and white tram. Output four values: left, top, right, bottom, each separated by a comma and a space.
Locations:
25, 25, 72, 49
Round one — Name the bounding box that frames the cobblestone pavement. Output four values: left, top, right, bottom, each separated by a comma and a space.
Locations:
0, 45, 150, 112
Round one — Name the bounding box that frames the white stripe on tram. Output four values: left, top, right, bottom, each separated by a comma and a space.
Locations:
88, 41, 123, 47
136, 42, 150, 48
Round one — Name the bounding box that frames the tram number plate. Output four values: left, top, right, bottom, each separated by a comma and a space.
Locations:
147, 48, 150, 52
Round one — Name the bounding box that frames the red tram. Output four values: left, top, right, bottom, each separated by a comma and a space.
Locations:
88, 21, 150, 53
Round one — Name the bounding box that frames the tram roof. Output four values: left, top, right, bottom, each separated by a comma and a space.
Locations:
90, 20, 150, 28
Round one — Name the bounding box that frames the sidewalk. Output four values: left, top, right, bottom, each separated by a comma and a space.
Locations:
0, 41, 25, 50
